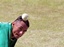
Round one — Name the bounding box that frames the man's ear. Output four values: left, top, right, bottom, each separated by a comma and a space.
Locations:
12, 22, 16, 27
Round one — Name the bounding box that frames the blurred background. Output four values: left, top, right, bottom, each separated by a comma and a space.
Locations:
0, 0, 64, 47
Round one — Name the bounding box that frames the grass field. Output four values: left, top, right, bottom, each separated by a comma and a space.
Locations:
0, 0, 64, 47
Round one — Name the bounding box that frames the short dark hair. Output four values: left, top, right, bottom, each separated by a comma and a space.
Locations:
15, 16, 29, 27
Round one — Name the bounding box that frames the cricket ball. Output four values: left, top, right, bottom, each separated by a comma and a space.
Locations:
22, 13, 28, 21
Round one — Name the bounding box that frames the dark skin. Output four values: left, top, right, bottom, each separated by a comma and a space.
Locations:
11, 21, 28, 39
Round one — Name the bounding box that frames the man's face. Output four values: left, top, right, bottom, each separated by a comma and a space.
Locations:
12, 21, 28, 39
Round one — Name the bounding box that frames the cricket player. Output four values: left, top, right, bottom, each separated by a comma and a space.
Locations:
0, 13, 29, 47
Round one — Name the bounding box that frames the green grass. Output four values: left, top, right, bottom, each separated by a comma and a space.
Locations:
0, 0, 64, 47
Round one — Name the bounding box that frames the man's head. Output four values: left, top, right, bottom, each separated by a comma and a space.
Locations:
12, 14, 29, 39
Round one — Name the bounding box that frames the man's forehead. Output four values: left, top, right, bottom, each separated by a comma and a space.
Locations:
17, 21, 28, 29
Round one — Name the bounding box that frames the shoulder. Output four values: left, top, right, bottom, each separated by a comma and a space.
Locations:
0, 22, 10, 24
0, 22, 11, 28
